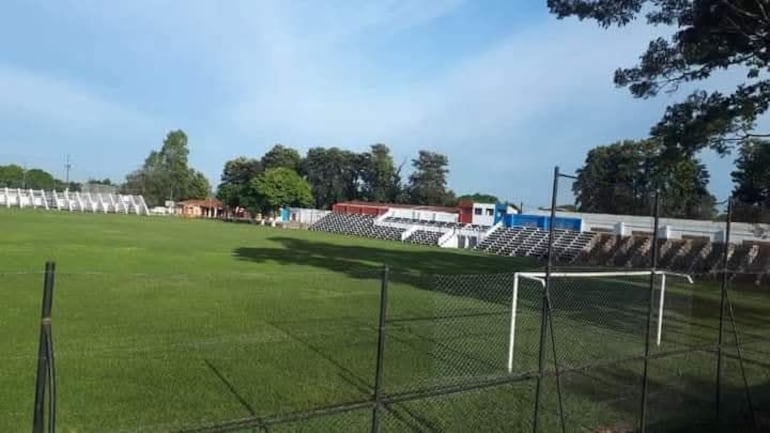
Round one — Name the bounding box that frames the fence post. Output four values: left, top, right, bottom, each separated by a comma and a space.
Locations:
32, 261, 56, 433
640, 191, 661, 433
532, 166, 561, 433
371, 265, 389, 433
715, 197, 732, 419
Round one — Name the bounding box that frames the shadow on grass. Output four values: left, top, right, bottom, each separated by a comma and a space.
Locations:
234, 236, 530, 275
558, 352, 770, 433
232, 236, 770, 432
234, 237, 768, 344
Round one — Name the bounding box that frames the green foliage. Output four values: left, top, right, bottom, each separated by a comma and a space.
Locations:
215, 144, 456, 211
261, 144, 302, 171
0, 164, 25, 187
216, 157, 263, 209
0, 164, 78, 190
548, 0, 770, 155
87, 178, 113, 186
732, 139, 770, 223
573, 139, 717, 219
407, 150, 453, 206
457, 193, 499, 204
187, 170, 211, 200
359, 143, 401, 203
23, 169, 56, 190
122, 130, 210, 206
302, 147, 360, 209
246, 167, 313, 214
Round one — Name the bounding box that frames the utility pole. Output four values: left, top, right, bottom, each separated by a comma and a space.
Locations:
64, 155, 71, 185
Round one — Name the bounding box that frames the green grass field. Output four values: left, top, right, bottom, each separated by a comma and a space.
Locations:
0, 210, 768, 433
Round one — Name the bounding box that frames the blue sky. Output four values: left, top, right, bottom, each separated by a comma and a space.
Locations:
0, 0, 754, 207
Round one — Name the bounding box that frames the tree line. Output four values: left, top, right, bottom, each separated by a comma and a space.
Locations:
215, 144, 482, 215
0, 164, 83, 191
571, 138, 770, 222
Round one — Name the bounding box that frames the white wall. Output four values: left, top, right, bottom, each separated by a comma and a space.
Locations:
389, 208, 458, 223
471, 202, 496, 226
288, 208, 331, 225
532, 210, 767, 243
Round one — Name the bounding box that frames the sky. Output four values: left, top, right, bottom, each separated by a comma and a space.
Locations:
0, 0, 759, 208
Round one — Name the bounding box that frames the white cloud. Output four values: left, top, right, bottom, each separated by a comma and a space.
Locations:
2, 2, 757, 205
223, 12, 670, 204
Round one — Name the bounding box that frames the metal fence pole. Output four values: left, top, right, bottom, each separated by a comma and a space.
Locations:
32, 261, 56, 433
639, 192, 660, 433
371, 265, 390, 433
715, 197, 732, 419
532, 166, 561, 433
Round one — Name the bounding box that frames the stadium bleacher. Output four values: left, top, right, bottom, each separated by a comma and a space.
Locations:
0, 188, 149, 215
575, 232, 769, 278
474, 226, 598, 262
405, 230, 443, 246
310, 213, 404, 241
311, 208, 769, 281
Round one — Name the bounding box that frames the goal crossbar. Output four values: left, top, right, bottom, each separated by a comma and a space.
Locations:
508, 270, 693, 373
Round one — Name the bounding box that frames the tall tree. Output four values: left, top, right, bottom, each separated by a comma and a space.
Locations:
245, 167, 313, 215
121, 129, 209, 206
261, 144, 302, 172
301, 147, 360, 209
407, 151, 452, 206
188, 170, 212, 200
548, 1, 770, 156
573, 139, 716, 218
159, 130, 192, 202
359, 143, 400, 203
732, 139, 770, 223
216, 157, 263, 209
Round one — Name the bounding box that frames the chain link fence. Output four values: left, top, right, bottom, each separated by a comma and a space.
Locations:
2, 196, 769, 432
3, 264, 768, 432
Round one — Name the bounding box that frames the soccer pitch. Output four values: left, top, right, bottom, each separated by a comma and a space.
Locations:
0, 210, 767, 433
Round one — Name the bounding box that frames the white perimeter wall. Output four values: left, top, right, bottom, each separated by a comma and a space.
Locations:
531, 210, 766, 243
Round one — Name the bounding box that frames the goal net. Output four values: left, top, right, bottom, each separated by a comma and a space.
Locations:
508, 270, 693, 373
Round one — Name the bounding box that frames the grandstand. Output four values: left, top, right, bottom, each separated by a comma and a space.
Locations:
404, 230, 443, 246
475, 226, 598, 262
0, 188, 149, 215
307, 200, 770, 281
309, 201, 497, 248
309, 213, 404, 241
578, 233, 770, 276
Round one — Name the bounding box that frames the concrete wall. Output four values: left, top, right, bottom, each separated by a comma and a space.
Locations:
286, 208, 331, 225
531, 210, 767, 243
389, 207, 458, 223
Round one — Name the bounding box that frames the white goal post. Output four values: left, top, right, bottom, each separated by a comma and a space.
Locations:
508, 270, 693, 373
